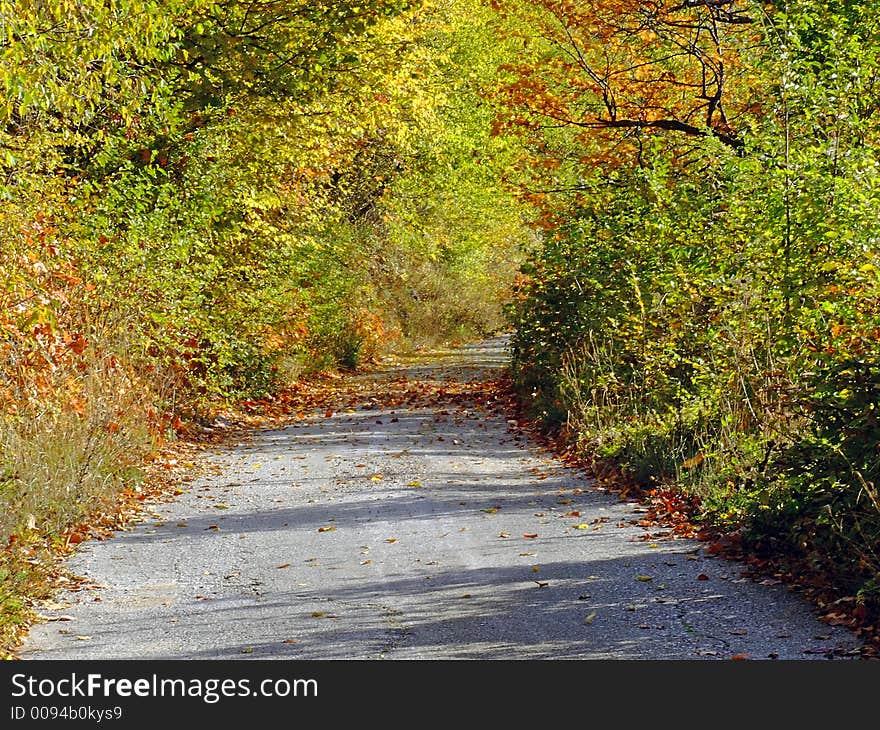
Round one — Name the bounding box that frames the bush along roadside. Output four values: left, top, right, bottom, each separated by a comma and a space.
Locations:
497, 0, 880, 653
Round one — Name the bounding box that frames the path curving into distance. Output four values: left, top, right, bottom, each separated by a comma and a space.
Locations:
20, 337, 860, 660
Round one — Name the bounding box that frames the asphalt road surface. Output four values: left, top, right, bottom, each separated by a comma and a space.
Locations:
20, 337, 860, 659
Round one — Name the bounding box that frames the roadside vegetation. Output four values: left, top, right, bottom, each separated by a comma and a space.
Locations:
0, 0, 531, 652
501, 0, 880, 626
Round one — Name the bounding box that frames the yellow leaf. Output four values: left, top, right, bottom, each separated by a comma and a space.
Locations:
583, 612, 597, 625
573, 523, 590, 530
317, 526, 336, 533
635, 575, 653, 582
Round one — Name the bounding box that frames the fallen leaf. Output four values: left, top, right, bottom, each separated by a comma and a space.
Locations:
459, 594, 472, 599
499, 531, 510, 538
532, 566, 540, 572
277, 563, 291, 569
75, 636, 92, 641
523, 533, 538, 539
635, 575, 653, 582
583, 612, 597, 625
317, 526, 336, 533
360, 559, 372, 565
240, 648, 254, 654
369, 474, 383, 482
730, 653, 750, 661
572, 524, 590, 530
41, 601, 70, 611
481, 508, 498, 514
311, 611, 326, 618
697, 573, 710, 581
282, 639, 298, 645
385, 538, 397, 543
533, 580, 549, 588
407, 481, 422, 487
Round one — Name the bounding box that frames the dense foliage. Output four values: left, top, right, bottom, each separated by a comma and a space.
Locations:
502, 0, 880, 605
3, 0, 880, 642
0, 0, 529, 561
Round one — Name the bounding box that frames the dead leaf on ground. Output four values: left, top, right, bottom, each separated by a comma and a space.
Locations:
583, 612, 597, 625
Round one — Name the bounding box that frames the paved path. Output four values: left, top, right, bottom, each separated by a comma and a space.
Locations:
20, 338, 859, 659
